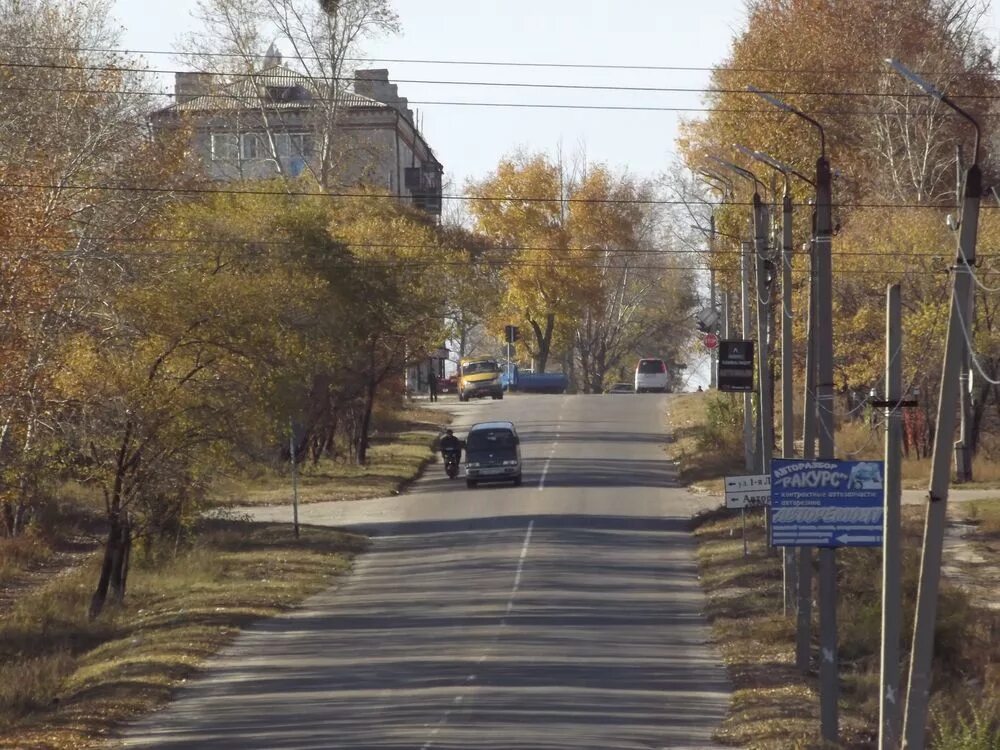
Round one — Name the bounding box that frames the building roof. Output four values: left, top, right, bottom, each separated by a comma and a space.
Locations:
158, 64, 392, 114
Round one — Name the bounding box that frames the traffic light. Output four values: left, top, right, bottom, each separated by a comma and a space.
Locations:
504, 325, 520, 343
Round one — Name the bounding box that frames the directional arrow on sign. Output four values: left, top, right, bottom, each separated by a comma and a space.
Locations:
836, 533, 881, 544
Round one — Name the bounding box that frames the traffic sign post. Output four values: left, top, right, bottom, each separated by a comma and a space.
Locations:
717, 339, 754, 392
725, 474, 771, 556
770, 459, 885, 547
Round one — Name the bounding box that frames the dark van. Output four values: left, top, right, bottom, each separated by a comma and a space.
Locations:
464, 421, 522, 488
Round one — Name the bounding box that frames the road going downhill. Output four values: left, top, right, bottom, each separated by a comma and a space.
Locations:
123, 394, 732, 749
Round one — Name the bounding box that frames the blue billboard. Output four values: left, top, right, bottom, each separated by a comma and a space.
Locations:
770, 459, 885, 547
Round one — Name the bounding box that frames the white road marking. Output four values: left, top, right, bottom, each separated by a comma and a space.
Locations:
420, 521, 534, 749
538, 432, 559, 490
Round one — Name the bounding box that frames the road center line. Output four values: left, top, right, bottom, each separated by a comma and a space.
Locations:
420, 520, 534, 749
538, 432, 559, 491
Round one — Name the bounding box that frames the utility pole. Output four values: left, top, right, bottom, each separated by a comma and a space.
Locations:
710, 213, 718, 390
954, 145, 974, 483
814, 148, 838, 747
780, 182, 796, 613
879, 284, 903, 750
797, 229, 817, 675
887, 58, 983, 750
741, 241, 754, 472
753, 193, 774, 476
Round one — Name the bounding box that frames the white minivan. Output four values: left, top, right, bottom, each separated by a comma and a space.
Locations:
634, 358, 670, 393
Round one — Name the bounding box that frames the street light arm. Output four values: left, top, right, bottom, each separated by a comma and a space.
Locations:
734, 144, 816, 188
885, 58, 980, 164
698, 169, 733, 198
747, 85, 826, 157
709, 155, 765, 195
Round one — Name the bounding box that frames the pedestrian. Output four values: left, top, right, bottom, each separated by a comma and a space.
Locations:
428, 370, 439, 402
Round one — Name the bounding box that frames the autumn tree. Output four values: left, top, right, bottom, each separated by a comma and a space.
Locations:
467, 152, 594, 372
0, 0, 191, 536
677, 0, 1000, 444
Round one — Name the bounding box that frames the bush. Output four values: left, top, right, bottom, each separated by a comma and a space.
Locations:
932, 698, 1000, 750
696, 393, 744, 453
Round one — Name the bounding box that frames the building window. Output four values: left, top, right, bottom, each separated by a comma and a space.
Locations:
241, 133, 269, 160
210, 133, 238, 161
276, 132, 313, 159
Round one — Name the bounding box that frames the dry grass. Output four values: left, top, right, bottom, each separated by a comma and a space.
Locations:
0, 533, 53, 585
667, 392, 745, 492
0, 520, 364, 750
212, 406, 450, 507
693, 508, 1000, 748
672, 396, 1000, 748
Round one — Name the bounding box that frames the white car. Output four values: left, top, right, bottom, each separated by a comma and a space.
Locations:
634, 358, 670, 393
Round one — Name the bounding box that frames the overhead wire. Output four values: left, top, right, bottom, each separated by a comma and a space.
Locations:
2, 59, 995, 100
1, 43, 993, 78
2, 82, 977, 116
1, 179, 997, 211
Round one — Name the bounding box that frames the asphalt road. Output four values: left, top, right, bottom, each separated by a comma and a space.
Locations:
122, 393, 733, 750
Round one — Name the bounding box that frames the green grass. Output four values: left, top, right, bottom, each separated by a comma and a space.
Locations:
0, 520, 364, 750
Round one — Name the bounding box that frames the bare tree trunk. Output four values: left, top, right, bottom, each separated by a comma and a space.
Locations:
356, 377, 377, 465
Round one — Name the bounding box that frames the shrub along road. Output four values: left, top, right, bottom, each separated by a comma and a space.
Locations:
121, 394, 732, 750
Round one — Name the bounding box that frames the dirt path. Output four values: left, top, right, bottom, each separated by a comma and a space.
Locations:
0, 535, 98, 617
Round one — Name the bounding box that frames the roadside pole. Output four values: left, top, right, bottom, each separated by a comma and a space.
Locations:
796, 236, 816, 674
741, 241, 754, 471
885, 58, 984, 749
752, 193, 774, 540
814, 152, 838, 746
879, 284, 903, 750
290, 418, 300, 539
710, 213, 718, 390
903, 163, 981, 750
780, 185, 796, 615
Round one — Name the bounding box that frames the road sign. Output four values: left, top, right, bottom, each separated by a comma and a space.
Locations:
717, 340, 754, 392
696, 308, 720, 333
770, 459, 885, 547
704, 332, 719, 350
725, 473, 770, 509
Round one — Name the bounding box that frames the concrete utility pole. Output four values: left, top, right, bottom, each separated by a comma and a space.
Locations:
888, 58, 983, 750
879, 284, 903, 750
710, 156, 762, 475
954, 146, 974, 484
710, 213, 718, 390
752, 193, 774, 478
750, 83, 838, 743
814, 148, 839, 748
741, 241, 754, 472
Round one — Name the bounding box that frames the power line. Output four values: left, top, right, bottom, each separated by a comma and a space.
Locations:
3, 82, 964, 116
2, 59, 991, 100
2, 180, 997, 210
0, 232, 974, 260
1, 43, 990, 78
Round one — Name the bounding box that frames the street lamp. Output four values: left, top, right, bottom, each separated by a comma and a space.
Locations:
750, 82, 838, 746
747, 85, 826, 157
886, 59, 980, 164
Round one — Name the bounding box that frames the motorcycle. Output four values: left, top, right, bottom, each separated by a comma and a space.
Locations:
443, 449, 461, 479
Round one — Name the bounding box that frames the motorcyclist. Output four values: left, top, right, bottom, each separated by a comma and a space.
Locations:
440, 429, 463, 461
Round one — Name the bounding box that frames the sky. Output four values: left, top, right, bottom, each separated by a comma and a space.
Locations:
112, 0, 750, 192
